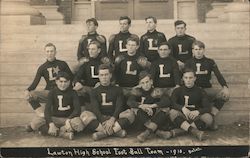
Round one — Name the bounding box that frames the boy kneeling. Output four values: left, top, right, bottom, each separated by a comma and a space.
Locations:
32, 72, 84, 140
170, 69, 213, 141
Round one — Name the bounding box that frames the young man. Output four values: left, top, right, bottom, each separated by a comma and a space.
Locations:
114, 37, 151, 97
150, 42, 181, 96
29, 72, 84, 140
168, 20, 195, 70
80, 64, 135, 141
108, 16, 139, 62
73, 41, 111, 106
24, 43, 73, 131
77, 18, 107, 61
185, 40, 230, 129
139, 16, 167, 62
170, 68, 213, 141
127, 71, 172, 142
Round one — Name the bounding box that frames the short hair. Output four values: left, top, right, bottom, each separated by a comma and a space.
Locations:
139, 71, 152, 81
88, 40, 101, 49
158, 41, 171, 49
174, 20, 186, 27
44, 43, 56, 51
119, 16, 131, 25
145, 16, 157, 23
182, 68, 196, 77
86, 18, 98, 26
56, 71, 70, 81
192, 40, 205, 49
98, 64, 112, 73
127, 37, 139, 45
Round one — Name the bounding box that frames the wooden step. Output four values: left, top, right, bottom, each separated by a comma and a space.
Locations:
1, 29, 248, 43
1, 72, 248, 86
1, 59, 248, 74
1, 22, 249, 34
1, 39, 249, 53
1, 84, 249, 99
1, 48, 249, 62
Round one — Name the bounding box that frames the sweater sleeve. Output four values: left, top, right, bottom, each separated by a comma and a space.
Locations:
27, 66, 42, 91
113, 88, 124, 119
62, 61, 74, 81
199, 89, 212, 114
89, 90, 104, 122
211, 60, 228, 88
108, 34, 116, 62
173, 59, 181, 85
73, 65, 85, 85
156, 94, 171, 108
44, 90, 54, 124
68, 91, 81, 119
170, 88, 183, 111
77, 39, 84, 61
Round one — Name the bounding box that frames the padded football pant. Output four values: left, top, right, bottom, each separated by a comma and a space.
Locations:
27, 90, 49, 110
169, 109, 213, 131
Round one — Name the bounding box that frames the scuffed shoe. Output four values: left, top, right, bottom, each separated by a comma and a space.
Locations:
59, 131, 74, 140
92, 131, 107, 141
137, 129, 151, 143
114, 129, 127, 138
25, 124, 33, 132
170, 128, 186, 137
209, 121, 219, 131
190, 128, 204, 141
155, 130, 172, 139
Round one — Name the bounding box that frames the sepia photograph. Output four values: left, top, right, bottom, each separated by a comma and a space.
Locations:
0, 0, 249, 157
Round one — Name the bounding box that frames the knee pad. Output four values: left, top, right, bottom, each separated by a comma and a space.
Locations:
214, 99, 225, 110
200, 113, 213, 127
119, 109, 135, 124
69, 117, 85, 132
80, 111, 97, 126
30, 116, 46, 130
169, 109, 180, 121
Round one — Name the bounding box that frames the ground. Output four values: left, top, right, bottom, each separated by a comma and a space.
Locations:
0, 121, 249, 147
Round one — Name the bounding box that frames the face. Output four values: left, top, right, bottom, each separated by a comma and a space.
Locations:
146, 18, 156, 32
183, 72, 196, 88
119, 19, 130, 33
86, 21, 97, 33
126, 40, 138, 55
45, 46, 56, 62
175, 24, 186, 36
99, 69, 112, 86
158, 45, 171, 58
192, 45, 205, 59
88, 44, 100, 58
140, 76, 153, 91
56, 77, 70, 91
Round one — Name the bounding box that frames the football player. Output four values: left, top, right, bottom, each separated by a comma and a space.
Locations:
80, 64, 135, 141
185, 40, 230, 130
29, 72, 84, 140
75, 18, 107, 72
150, 42, 181, 96
168, 20, 195, 70
108, 16, 139, 62
114, 37, 151, 97
73, 41, 111, 108
169, 68, 213, 141
127, 71, 172, 142
24, 43, 73, 132
139, 16, 167, 62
